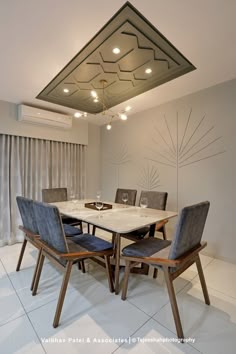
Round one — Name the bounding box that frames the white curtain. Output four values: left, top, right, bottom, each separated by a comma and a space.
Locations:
0, 134, 86, 246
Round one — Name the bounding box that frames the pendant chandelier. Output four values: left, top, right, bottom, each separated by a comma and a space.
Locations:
90, 79, 131, 130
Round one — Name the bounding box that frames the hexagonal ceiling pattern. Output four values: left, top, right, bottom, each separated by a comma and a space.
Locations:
37, 1, 195, 114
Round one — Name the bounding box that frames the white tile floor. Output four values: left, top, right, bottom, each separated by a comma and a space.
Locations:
1, 237, 236, 354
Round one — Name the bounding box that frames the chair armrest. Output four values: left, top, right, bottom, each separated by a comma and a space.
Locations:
121, 254, 179, 266
122, 242, 207, 267
36, 238, 114, 261
60, 249, 114, 260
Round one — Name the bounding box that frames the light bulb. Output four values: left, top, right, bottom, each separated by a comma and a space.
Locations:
91, 90, 97, 98
125, 106, 131, 112
112, 47, 120, 54
94, 98, 99, 103
106, 123, 112, 130
74, 112, 82, 118
83, 112, 87, 117
145, 68, 152, 74
63, 88, 69, 93
119, 113, 127, 121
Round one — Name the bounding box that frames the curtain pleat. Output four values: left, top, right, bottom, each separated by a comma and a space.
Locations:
0, 134, 86, 246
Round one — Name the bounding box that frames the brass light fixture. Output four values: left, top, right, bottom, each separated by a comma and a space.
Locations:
88, 79, 131, 130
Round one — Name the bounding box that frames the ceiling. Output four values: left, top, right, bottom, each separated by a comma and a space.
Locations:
0, 0, 235, 125
37, 2, 195, 114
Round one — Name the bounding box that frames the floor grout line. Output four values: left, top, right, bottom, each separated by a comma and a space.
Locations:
109, 257, 215, 323
0, 312, 26, 329
111, 317, 152, 353
125, 297, 154, 318
1, 259, 47, 354
151, 317, 203, 353
1, 251, 236, 354
203, 284, 236, 301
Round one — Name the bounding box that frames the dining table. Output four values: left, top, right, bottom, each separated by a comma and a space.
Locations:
53, 199, 177, 294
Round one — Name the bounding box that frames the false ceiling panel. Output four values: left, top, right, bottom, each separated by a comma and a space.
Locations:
37, 1, 195, 114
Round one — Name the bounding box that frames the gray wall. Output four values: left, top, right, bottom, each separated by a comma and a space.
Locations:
101, 79, 236, 263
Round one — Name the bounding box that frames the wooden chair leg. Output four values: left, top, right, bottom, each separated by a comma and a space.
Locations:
16, 238, 27, 271
30, 249, 42, 291
77, 260, 86, 273
81, 260, 86, 273
32, 252, 45, 296
163, 266, 184, 339
114, 234, 121, 295
92, 225, 96, 235
153, 268, 158, 279
53, 261, 73, 328
196, 255, 210, 305
104, 255, 114, 293
121, 260, 132, 300
80, 221, 83, 233
161, 225, 167, 240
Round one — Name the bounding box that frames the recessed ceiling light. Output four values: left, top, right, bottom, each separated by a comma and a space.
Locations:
106, 123, 112, 130
63, 88, 69, 93
94, 98, 99, 103
74, 112, 82, 118
112, 47, 120, 54
91, 90, 97, 98
125, 106, 131, 112
84, 112, 88, 117
145, 68, 152, 74
119, 113, 127, 121
37, 112, 41, 115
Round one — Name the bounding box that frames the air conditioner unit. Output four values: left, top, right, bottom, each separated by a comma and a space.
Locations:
17, 105, 72, 129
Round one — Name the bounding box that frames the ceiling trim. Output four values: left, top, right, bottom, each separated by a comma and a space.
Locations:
37, 1, 196, 114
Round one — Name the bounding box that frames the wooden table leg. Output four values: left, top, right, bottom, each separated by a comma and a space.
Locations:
114, 233, 121, 295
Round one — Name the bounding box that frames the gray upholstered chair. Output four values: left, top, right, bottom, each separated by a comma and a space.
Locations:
42, 187, 83, 231
32, 201, 114, 328
115, 188, 137, 205
121, 201, 210, 340
16, 196, 84, 287
42, 188, 67, 203
16, 196, 40, 283
122, 190, 168, 242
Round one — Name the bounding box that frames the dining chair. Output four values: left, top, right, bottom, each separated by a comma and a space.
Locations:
115, 188, 137, 205
16, 196, 85, 287
42, 187, 83, 231
121, 201, 210, 339
32, 201, 114, 328
122, 190, 168, 242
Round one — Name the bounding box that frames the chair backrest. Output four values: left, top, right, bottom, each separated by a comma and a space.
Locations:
33, 201, 68, 253
168, 201, 210, 260
139, 191, 168, 210
16, 196, 38, 234
115, 188, 137, 206
42, 188, 68, 203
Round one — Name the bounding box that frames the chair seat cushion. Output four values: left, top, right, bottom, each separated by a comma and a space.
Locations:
71, 233, 113, 252
61, 215, 81, 225
122, 238, 171, 257
128, 226, 150, 239
63, 224, 82, 237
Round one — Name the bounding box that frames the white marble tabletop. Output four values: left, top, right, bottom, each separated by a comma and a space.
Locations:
53, 199, 177, 234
